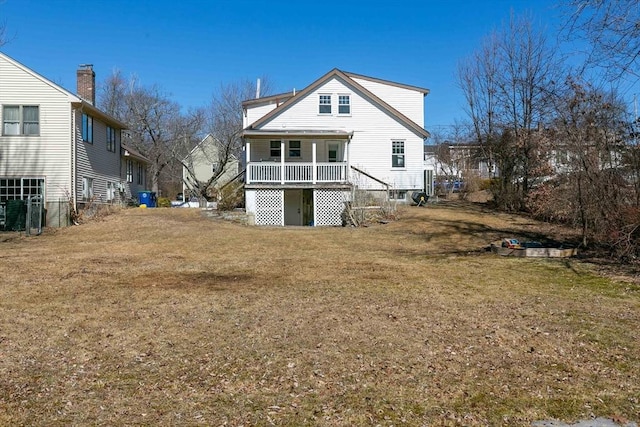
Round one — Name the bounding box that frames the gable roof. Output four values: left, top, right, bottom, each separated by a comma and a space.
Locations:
244, 68, 430, 139
0, 52, 127, 130
183, 133, 239, 162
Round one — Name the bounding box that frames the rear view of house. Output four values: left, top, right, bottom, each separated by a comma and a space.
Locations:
242, 69, 430, 226
0, 52, 148, 228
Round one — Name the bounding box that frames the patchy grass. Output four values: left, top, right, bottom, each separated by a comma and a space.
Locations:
0, 202, 638, 426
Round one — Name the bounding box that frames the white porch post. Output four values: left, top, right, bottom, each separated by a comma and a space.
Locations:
346, 140, 350, 183
312, 140, 317, 184
245, 140, 251, 184
280, 139, 285, 184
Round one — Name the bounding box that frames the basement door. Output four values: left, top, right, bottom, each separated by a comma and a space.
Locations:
284, 189, 314, 226
284, 189, 302, 226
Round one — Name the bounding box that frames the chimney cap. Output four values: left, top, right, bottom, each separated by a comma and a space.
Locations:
78, 64, 94, 70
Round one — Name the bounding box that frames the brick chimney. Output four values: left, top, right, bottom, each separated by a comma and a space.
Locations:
77, 64, 95, 105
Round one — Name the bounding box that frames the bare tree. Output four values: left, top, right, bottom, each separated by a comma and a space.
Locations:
99, 73, 203, 195
458, 12, 562, 210
529, 76, 638, 257
179, 78, 273, 206
563, 0, 640, 80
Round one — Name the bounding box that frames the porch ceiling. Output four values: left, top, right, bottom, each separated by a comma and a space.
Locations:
242, 129, 353, 140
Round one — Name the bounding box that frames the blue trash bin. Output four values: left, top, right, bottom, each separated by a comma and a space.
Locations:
138, 191, 156, 207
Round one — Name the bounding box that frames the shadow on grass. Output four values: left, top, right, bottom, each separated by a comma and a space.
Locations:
134, 271, 257, 291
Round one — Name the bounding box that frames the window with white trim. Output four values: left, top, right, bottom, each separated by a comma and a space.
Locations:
288, 140, 301, 158
270, 140, 281, 158
0, 177, 45, 202
392, 140, 405, 168
2, 105, 39, 135
82, 113, 93, 143
82, 177, 94, 201
126, 160, 133, 183
389, 190, 407, 200
106, 126, 116, 152
106, 181, 115, 202
319, 94, 331, 114
338, 95, 351, 115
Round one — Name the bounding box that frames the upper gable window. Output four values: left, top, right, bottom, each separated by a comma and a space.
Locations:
319, 95, 332, 114
82, 113, 93, 143
338, 95, 351, 115
2, 105, 39, 136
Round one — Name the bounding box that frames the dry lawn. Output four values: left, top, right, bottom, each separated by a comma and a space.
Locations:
0, 202, 638, 426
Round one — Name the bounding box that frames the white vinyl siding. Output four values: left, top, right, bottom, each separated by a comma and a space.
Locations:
74, 109, 121, 204
249, 76, 425, 190
350, 76, 425, 126
0, 54, 72, 206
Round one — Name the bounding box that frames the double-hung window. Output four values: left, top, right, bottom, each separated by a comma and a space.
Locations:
106, 126, 116, 152
392, 140, 405, 168
126, 160, 133, 183
288, 140, 301, 158
2, 105, 39, 135
82, 177, 94, 201
319, 94, 331, 114
338, 95, 351, 115
137, 163, 144, 185
82, 113, 93, 143
270, 140, 281, 158
106, 181, 115, 202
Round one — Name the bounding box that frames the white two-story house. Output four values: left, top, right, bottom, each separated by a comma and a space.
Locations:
242, 68, 430, 226
0, 52, 148, 227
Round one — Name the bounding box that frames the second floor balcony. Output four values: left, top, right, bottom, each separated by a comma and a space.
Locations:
243, 129, 353, 185
247, 161, 348, 184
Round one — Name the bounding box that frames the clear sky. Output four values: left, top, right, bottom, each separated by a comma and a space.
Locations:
1, 0, 566, 137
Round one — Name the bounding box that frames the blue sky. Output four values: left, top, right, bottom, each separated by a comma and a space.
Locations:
1, 0, 566, 136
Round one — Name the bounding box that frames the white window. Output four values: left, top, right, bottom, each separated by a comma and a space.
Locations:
389, 190, 407, 200
106, 126, 116, 152
319, 95, 331, 114
392, 140, 405, 168
338, 95, 350, 115
82, 177, 94, 201
126, 160, 133, 183
288, 140, 301, 158
0, 177, 45, 202
82, 113, 93, 143
106, 181, 115, 202
2, 105, 39, 135
270, 140, 281, 158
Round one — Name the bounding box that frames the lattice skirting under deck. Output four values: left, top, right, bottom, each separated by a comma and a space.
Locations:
314, 189, 346, 226
255, 189, 283, 226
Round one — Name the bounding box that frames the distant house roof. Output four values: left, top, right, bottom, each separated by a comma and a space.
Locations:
121, 143, 150, 163
243, 68, 430, 139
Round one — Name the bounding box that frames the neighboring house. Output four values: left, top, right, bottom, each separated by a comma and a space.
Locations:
0, 52, 147, 227
121, 142, 150, 203
242, 68, 430, 226
424, 142, 496, 179
182, 134, 240, 199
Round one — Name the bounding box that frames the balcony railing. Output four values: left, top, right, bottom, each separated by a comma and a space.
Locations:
247, 162, 348, 184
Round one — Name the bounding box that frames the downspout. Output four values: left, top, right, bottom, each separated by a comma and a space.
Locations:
71, 107, 77, 214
